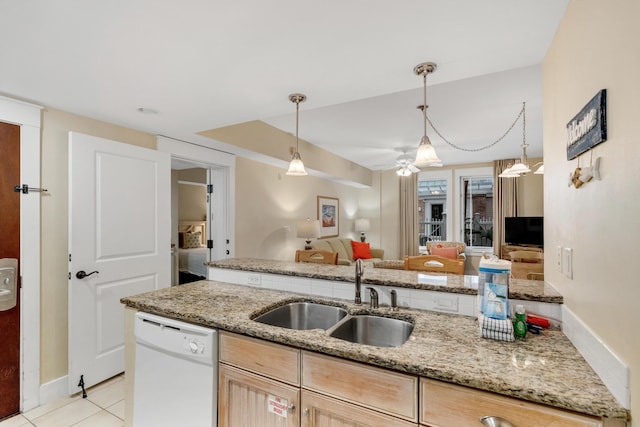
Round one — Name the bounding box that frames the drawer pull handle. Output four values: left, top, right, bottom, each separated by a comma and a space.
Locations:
480, 415, 516, 427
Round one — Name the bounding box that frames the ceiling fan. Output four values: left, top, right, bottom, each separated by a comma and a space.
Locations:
395, 153, 420, 176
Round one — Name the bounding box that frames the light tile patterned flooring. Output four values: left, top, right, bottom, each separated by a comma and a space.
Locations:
0, 374, 125, 427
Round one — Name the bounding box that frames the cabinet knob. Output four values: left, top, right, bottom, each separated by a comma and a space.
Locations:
480, 415, 516, 427
303, 408, 309, 416
287, 404, 295, 414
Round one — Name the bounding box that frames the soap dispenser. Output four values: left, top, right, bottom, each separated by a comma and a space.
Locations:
513, 304, 527, 339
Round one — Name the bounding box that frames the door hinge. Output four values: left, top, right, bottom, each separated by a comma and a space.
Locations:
207, 240, 213, 249
207, 184, 213, 194
69, 254, 72, 262
68, 272, 71, 280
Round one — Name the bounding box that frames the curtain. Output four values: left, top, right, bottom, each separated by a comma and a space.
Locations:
493, 160, 519, 256
399, 174, 419, 257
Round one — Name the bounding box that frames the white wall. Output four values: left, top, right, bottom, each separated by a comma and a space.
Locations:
544, 0, 639, 420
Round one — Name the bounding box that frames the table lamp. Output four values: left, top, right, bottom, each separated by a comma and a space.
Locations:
296, 219, 321, 249
355, 218, 370, 242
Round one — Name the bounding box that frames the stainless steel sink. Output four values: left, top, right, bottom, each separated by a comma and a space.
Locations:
328, 315, 414, 347
253, 302, 348, 330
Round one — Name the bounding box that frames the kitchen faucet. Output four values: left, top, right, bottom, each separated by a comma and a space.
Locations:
367, 287, 379, 309
354, 259, 363, 304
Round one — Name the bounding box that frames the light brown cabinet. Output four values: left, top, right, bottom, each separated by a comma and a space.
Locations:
420, 378, 619, 427
301, 389, 416, 427
219, 364, 300, 427
219, 332, 418, 427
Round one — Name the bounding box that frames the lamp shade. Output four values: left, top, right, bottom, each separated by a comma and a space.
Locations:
413, 136, 442, 168
354, 218, 370, 232
296, 219, 320, 239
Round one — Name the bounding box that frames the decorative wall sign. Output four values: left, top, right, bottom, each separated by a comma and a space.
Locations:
317, 196, 339, 238
566, 89, 607, 160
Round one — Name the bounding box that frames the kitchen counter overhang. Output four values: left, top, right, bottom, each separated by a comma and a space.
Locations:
206, 258, 563, 303
121, 280, 627, 421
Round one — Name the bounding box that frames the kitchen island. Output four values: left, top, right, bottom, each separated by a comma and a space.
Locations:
121, 280, 628, 424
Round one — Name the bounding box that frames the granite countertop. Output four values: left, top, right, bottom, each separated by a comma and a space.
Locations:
206, 258, 563, 303
121, 281, 627, 421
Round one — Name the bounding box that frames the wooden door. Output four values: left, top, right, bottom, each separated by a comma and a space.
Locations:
219, 364, 299, 427
68, 132, 170, 394
301, 390, 417, 427
0, 121, 20, 420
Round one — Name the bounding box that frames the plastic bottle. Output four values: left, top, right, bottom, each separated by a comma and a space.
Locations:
513, 304, 527, 339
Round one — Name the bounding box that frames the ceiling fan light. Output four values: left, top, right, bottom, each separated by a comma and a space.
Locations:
396, 166, 412, 177
414, 136, 442, 167
286, 152, 307, 176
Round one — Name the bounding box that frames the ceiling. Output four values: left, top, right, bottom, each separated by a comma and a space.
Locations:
0, 0, 568, 172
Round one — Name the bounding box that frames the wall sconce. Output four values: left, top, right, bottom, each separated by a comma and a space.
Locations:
354, 218, 370, 242
296, 218, 320, 249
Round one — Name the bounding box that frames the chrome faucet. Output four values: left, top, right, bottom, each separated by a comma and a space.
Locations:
390, 289, 398, 311
367, 287, 379, 309
354, 259, 364, 304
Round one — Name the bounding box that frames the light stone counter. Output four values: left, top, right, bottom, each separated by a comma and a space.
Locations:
206, 258, 563, 303
121, 280, 628, 421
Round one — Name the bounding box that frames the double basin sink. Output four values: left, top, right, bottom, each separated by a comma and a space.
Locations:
252, 301, 414, 347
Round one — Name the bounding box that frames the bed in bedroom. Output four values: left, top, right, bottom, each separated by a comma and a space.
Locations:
177, 221, 209, 281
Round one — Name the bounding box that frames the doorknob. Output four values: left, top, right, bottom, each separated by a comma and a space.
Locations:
76, 270, 99, 279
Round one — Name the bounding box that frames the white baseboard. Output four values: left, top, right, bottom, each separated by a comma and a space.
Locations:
562, 305, 630, 409
39, 375, 68, 406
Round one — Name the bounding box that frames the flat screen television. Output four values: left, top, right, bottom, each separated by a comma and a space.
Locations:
504, 216, 544, 247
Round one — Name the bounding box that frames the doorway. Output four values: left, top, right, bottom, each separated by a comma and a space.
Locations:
0, 122, 20, 420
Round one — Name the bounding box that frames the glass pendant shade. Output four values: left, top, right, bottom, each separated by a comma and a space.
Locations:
509, 162, 531, 174
534, 164, 544, 174
414, 136, 442, 167
286, 151, 307, 176
498, 166, 521, 178
396, 166, 412, 177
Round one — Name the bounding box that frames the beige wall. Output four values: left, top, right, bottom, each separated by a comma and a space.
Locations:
544, 0, 639, 420
233, 157, 382, 261
40, 108, 155, 383
178, 184, 206, 221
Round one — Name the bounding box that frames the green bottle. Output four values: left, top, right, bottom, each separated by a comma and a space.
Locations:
513, 304, 527, 339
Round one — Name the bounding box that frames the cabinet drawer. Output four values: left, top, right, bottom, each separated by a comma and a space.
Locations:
302, 351, 418, 422
420, 378, 603, 427
219, 331, 300, 386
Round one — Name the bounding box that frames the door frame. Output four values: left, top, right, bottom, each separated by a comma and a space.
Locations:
157, 135, 236, 261
0, 95, 42, 412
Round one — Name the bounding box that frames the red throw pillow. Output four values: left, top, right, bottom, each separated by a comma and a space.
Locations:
351, 240, 372, 260
431, 246, 458, 260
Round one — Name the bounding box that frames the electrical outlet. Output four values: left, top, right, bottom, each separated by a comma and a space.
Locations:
555, 246, 562, 272
247, 274, 261, 286
563, 247, 573, 279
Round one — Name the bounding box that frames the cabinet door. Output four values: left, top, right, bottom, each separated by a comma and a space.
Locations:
301, 390, 417, 427
219, 364, 300, 427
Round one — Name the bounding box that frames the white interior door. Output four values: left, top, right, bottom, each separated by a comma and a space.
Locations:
68, 132, 170, 394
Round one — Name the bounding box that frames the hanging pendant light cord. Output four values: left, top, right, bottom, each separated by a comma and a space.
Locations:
422, 73, 428, 138
426, 102, 525, 152
295, 99, 300, 152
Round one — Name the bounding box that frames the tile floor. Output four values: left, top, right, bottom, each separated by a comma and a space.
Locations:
0, 374, 125, 427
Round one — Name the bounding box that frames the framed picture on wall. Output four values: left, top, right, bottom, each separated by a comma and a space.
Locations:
317, 196, 339, 238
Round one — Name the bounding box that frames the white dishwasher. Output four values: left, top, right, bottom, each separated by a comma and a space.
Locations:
134, 312, 217, 427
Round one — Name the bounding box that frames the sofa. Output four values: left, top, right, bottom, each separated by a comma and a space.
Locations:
310, 238, 384, 266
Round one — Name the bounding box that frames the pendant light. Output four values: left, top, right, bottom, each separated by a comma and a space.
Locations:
286, 93, 308, 176
413, 62, 442, 168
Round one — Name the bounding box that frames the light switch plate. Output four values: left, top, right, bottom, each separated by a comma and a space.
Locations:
563, 247, 573, 279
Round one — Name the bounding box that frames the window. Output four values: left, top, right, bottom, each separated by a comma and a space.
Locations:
417, 179, 448, 245
460, 176, 493, 250
419, 166, 494, 255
